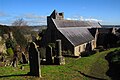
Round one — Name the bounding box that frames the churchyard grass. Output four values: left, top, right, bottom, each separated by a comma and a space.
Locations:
0, 48, 119, 80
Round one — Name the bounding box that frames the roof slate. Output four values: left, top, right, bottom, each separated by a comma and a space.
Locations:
53, 19, 101, 28
58, 27, 94, 46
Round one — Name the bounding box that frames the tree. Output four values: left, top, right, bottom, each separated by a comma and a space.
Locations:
13, 29, 27, 47
5, 38, 17, 50
12, 18, 28, 26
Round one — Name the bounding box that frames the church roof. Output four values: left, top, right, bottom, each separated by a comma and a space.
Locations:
58, 27, 94, 46
53, 19, 101, 28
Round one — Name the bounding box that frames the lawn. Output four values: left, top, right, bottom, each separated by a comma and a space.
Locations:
0, 48, 119, 80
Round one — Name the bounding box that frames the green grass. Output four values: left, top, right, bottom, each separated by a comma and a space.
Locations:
0, 48, 119, 80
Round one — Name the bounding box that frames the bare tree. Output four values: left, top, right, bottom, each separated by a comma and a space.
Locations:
12, 18, 28, 26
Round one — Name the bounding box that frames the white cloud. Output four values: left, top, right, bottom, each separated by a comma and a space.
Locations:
66, 18, 79, 20
0, 12, 10, 17
14, 13, 47, 25
28, 20, 47, 25
15, 13, 46, 19
23, 13, 46, 19
85, 18, 102, 22
0, 20, 12, 26
80, 16, 84, 21
66, 16, 102, 22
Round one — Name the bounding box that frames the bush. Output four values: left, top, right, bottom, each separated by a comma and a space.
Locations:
13, 29, 27, 47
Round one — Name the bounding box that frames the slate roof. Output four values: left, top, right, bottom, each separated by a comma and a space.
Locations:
53, 19, 101, 28
58, 27, 94, 46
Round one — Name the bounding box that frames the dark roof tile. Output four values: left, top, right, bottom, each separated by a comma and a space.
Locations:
58, 27, 94, 46
53, 19, 101, 28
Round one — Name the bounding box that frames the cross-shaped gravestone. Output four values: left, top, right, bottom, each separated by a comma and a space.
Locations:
29, 42, 41, 77
54, 40, 65, 65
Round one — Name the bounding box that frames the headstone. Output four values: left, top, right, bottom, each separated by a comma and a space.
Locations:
12, 57, 17, 67
54, 40, 65, 65
1, 56, 5, 62
46, 45, 53, 64
21, 52, 28, 64
28, 42, 41, 77
12, 52, 18, 67
39, 47, 46, 59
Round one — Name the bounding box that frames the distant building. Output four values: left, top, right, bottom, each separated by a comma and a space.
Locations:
42, 10, 102, 56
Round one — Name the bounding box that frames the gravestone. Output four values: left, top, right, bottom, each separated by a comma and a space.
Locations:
12, 52, 18, 67
54, 40, 65, 65
28, 42, 41, 77
46, 45, 53, 64
21, 52, 28, 64
12, 57, 17, 67
1, 56, 5, 62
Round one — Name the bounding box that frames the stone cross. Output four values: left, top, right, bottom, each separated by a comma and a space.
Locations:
29, 42, 41, 77
54, 40, 65, 65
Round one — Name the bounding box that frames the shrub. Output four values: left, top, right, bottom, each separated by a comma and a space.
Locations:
13, 29, 27, 47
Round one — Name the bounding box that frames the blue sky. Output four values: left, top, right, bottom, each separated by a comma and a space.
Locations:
0, 0, 120, 25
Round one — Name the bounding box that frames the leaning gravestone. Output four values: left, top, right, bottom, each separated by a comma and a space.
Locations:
28, 42, 41, 77
54, 40, 65, 65
46, 45, 53, 64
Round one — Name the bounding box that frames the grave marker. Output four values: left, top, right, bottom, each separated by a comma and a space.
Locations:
29, 42, 41, 77
46, 45, 53, 64
54, 40, 65, 65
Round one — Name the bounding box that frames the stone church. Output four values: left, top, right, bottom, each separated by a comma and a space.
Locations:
42, 10, 102, 56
